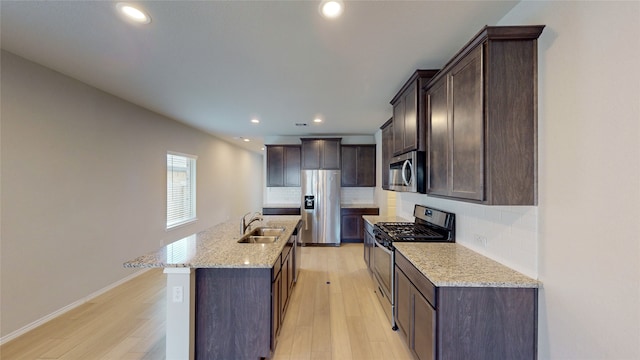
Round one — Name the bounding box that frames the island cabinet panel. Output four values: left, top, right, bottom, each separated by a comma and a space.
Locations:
195, 268, 272, 360
425, 25, 543, 205
341, 145, 376, 187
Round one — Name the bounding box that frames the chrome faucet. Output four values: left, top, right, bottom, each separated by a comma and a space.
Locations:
240, 212, 263, 234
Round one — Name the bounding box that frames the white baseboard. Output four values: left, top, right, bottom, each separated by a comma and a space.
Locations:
0, 268, 151, 345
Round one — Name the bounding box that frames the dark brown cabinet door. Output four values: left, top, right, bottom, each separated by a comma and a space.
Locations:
271, 271, 281, 345
402, 83, 418, 152
341, 145, 376, 187
322, 139, 341, 169
340, 208, 379, 243
301, 140, 322, 169
267, 145, 300, 187
390, 70, 439, 156
284, 146, 301, 187
341, 214, 362, 240
358, 146, 376, 187
412, 290, 436, 360
267, 146, 284, 187
301, 139, 341, 170
427, 77, 449, 196
281, 252, 292, 319
381, 120, 393, 190
341, 146, 358, 186
450, 45, 484, 201
393, 100, 405, 155
395, 267, 411, 342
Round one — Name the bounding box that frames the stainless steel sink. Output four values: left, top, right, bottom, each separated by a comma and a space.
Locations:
237, 235, 279, 244
248, 227, 285, 237
237, 227, 285, 244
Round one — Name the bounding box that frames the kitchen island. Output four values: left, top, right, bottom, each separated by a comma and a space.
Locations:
124, 216, 301, 360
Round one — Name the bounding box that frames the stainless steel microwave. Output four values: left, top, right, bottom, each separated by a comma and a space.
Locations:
388, 151, 425, 193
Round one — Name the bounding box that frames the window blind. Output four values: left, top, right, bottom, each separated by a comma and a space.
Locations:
167, 153, 196, 229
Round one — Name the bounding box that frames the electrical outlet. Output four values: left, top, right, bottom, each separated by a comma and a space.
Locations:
474, 234, 488, 247
172, 286, 183, 303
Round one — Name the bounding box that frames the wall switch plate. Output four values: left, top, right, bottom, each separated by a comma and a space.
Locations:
172, 286, 184, 303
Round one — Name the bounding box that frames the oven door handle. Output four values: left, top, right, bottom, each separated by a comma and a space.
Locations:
374, 234, 393, 255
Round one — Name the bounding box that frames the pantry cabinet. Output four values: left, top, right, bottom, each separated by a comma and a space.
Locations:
425, 25, 544, 205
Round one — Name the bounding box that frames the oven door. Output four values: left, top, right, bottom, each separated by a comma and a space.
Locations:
372, 234, 394, 326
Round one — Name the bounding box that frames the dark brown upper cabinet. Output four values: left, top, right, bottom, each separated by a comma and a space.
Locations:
425, 25, 544, 205
391, 70, 439, 156
266, 145, 301, 187
301, 138, 341, 170
380, 118, 393, 190
341, 145, 376, 187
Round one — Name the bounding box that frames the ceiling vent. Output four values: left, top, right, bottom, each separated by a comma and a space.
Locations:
295, 123, 308, 127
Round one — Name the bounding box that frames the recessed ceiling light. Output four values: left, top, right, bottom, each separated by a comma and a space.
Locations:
251, 118, 260, 124
319, 0, 344, 19
116, 3, 151, 24
243, 138, 251, 142
313, 118, 323, 123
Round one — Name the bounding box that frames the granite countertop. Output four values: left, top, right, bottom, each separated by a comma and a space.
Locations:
340, 204, 379, 209
394, 243, 539, 288
123, 216, 301, 269
362, 215, 410, 226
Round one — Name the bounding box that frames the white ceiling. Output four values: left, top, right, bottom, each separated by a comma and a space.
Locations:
1, 0, 519, 152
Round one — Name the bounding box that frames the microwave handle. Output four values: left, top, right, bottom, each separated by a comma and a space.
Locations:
401, 159, 412, 186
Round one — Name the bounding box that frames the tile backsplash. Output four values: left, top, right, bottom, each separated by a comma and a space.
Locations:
265, 187, 376, 205
397, 192, 538, 278
264, 187, 301, 205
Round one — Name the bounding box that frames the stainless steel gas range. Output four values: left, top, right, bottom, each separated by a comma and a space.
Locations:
372, 204, 455, 330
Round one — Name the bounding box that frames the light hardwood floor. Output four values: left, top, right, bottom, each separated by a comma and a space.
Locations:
1, 244, 413, 360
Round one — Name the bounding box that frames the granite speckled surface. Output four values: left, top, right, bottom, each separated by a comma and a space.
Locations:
123, 216, 301, 269
394, 243, 539, 288
341, 203, 379, 209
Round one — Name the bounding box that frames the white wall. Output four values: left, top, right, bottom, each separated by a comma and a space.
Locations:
0, 51, 264, 338
395, 1, 640, 358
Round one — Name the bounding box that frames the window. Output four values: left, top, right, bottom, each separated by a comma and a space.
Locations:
166, 152, 197, 229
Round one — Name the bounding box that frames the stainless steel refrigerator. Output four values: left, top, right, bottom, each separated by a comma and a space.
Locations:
300, 169, 341, 246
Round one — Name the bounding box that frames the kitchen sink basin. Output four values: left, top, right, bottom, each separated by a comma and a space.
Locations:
237, 227, 285, 244
237, 235, 279, 244
247, 227, 285, 237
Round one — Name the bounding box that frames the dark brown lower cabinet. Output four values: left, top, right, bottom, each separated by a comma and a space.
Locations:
195, 236, 297, 359
341, 207, 380, 243
395, 252, 537, 360
195, 267, 272, 359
